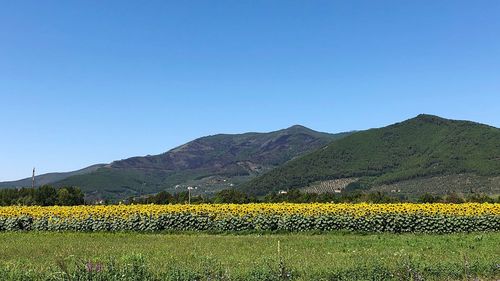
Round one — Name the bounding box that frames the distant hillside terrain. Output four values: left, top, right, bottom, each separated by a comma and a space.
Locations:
0, 164, 105, 189
242, 115, 500, 197
55, 126, 350, 200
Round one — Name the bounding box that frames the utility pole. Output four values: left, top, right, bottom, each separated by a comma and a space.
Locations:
188, 186, 193, 204
32, 167, 35, 189
187, 186, 197, 205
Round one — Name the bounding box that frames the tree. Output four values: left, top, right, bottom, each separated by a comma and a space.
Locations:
366, 191, 395, 203
57, 188, 72, 205
213, 189, 250, 204
418, 193, 441, 203
444, 193, 465, 204
146, 191, 173, 204
67, 186, 85, 205
34, 185, 58, 206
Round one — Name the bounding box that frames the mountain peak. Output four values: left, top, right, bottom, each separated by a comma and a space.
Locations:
286, 125, 310, 131
402, 114, 452, 126
408, 114, 487, 128
414, 114, 445, 121
281, 125, 325, 136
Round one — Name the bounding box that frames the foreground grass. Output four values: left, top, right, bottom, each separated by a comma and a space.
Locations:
0, 232, 498, 280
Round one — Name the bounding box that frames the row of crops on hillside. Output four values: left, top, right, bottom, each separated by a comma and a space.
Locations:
302, 178, 358, 193
0, 203, 498, 233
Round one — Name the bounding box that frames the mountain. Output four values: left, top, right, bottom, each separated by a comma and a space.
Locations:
241, 115, 500, 198
0, 164, 105, 189
54, 126, 351, 200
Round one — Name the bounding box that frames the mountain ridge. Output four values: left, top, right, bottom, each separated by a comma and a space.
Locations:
4, 115, 498, 201
53, 125, 350, 200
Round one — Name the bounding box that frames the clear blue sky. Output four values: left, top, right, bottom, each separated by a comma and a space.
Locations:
1, 1, 499, 181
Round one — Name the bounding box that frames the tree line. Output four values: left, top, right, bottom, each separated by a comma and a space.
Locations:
1, 186, 498, 206
0, 185, 84, 206
129, 188, 500, 205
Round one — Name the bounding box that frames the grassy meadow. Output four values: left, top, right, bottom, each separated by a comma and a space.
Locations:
0, 232, 498, 280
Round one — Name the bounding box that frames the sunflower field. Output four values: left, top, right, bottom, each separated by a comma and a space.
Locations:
0, 203, 498, 233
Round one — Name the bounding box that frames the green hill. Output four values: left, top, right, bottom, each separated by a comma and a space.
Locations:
241, 115, 500, 197
55, 126, 350, 200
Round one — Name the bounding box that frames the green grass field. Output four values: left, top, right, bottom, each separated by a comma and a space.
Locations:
0, 232, 499, 280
